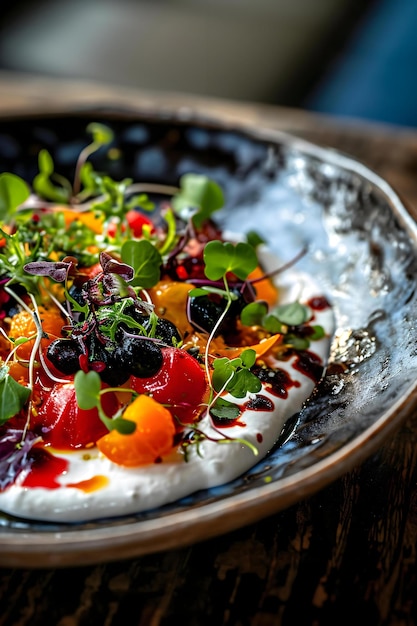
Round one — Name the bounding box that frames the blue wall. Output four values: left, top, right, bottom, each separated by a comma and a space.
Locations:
306, 0, 417, 128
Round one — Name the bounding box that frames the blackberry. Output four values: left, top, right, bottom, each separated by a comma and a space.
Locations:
47, 338, 83, 375
86, 336, 130, 386
153, 319, 182, 346
114, 337, 163, 378
189, 289, 246, 335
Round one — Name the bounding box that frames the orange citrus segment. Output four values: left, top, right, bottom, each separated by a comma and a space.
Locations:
213, 332, 282, 360
97, 395, 176, 467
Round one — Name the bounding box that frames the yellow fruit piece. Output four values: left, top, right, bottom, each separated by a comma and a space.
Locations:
148, 281, 195, 335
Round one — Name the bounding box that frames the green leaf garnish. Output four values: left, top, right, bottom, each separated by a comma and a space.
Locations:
203, 240, 258, 281
33, 149, 73, 203
0, 365, 31, 424
209, 398, 241, 420
273, 302, 311, 326
212, 349, 261, 399
0, 173, 30, 219
86, 122, 114, 146
74, 370, 101, 410
310, 325, 326, 341
172, 174, 224, 227
121, 240, 162, 288
74, 370, 135, 434
241, 299, 325, 350
240, 301, 268, 327
246, 230, 265, 249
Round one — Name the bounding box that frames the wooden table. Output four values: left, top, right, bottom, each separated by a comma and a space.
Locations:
1, 72, 417, 626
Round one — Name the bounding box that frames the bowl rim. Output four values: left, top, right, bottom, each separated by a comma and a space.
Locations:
1, 105, 416, 568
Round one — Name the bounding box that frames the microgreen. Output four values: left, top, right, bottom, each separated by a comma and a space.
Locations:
0, 230, 49, 296
240, 300, 325, 349
0, 115, 318, 472
212, 349, 261, 399
33, 149, 73, 203
73, 122, 114, 195
158, 208, 178, 256
74, 370, 136, 434
0, 365, 31, 425
209, 397, 241, 420
203, 240, 258, 281
180, 421, 259, 462
246, 230, 265, 249
0, 429, 41, 489
172, 173, 224, 227
121, 240, 162, 289
0, 173, 30, 220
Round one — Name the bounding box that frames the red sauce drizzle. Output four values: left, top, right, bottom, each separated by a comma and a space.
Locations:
292, 351, 324, 383
308, 296, 331, 311
21, 447, 68, 490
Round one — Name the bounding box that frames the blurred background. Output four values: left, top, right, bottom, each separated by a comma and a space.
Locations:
0, 0, 416, 128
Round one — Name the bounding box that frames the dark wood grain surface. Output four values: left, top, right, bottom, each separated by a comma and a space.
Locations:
1, 73, 417, 626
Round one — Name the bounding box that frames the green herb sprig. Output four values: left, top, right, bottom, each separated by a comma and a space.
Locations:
241, 300, 325, 349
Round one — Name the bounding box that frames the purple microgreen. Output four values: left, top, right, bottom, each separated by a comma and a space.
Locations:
23, 260, 74, 283
99, 252, 134, 281
0, 429, 41, 490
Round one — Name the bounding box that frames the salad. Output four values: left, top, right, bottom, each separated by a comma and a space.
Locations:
0, 123, 334, 521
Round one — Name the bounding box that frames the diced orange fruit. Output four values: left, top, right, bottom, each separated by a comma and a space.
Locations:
96, 395, 176, 467
8, 306, 64, 360
7, 360, 30, 383
59, 208, 104, 235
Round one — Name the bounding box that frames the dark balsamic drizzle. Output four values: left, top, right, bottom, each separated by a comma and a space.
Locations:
251, 365, 296, 399
292, 351, 324, 384
244, 394, 274, 411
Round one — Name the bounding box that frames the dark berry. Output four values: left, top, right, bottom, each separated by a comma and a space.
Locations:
153, 319, 182, 346
87, 336, 130, 386
114, 337, 163, 378
189, 289, 246, 335
47, 338, 83, 375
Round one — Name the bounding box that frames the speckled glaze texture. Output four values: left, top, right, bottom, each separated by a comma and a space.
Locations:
1, 110, 417, 567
